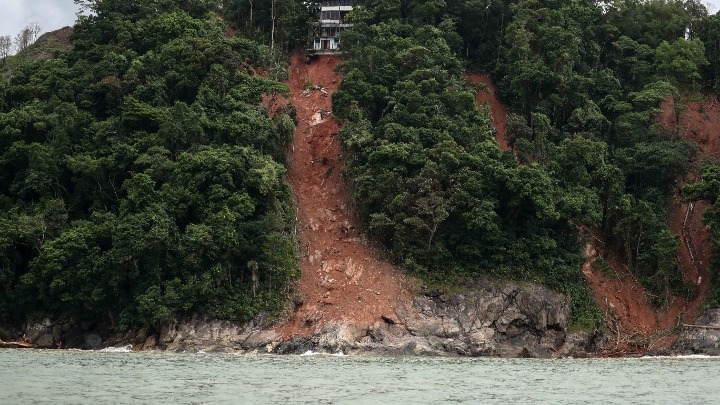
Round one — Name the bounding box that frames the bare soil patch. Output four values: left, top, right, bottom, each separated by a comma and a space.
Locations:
465, 73, 510, 151
274, 53, 411, 338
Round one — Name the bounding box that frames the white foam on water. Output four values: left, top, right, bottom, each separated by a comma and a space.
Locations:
99, 345, 133, 353
299, 350, 346, 356
638, 354, 719, 360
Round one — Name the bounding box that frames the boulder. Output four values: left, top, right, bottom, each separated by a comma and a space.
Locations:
26, 319, 52, 342
314, 323, 367, 352
243, 330, 279, 351
34, 333, 54, 348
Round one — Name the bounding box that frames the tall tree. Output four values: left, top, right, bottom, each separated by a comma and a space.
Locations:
0, 35, 11, 61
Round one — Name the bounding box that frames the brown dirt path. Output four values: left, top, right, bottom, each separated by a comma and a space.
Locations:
274, 53, 411, 338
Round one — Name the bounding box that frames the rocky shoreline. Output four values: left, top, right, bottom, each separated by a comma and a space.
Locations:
3, 281, 719, 357
671, 309, 720, 356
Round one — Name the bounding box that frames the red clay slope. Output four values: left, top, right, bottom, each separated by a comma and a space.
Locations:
466, 73, 510, 151
274, 54, 411, 338
661, 95, 714, 305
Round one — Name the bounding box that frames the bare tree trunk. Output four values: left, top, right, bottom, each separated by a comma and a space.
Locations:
248, 0, 253, 29
29, 22, 41, 43
271, 0, 276, 51
0, 35, 11, 61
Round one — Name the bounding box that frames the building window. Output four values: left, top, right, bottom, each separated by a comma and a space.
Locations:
320, 10, 341, 20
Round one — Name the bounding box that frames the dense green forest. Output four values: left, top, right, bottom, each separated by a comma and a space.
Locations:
0, 0, 303, 329
3, 0, 720, 331
334, 0, 720, 324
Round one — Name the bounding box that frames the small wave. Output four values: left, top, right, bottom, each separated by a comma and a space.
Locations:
639, 354, 719, 360
300, 350, 346, 356
99, 345, 133, 353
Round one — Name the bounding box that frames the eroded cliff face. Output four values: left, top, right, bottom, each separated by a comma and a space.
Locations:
2, 55, 598, 358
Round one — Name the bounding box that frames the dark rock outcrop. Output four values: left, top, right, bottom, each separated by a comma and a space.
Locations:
12, 279, 601, 357
271, 280, 600, 357
672, 309, 720, 356
17, 318, 111, 350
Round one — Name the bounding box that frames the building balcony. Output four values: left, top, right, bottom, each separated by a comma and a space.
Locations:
320, 0, 353, 7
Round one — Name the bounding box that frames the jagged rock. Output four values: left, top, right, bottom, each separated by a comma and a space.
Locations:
404, 314, 444, 337
381, 314, 399, 325
83, 332, 103, 349
142, 335, 157, 351
553, 331, 596, 358
672, 309, 720, 356
10, 279, 596, 357
514, 286, 569, 331
314, 323, 366, 352
35, 333, 54, 348
157, 314, 257, 351
26, 319, 52, 343
243, 330, 279, 351
275, 336, 314, 354
288, 278, 587, 358
466, 329, 497, 356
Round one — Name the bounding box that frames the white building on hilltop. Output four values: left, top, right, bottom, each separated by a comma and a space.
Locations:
310, 0, 354, 54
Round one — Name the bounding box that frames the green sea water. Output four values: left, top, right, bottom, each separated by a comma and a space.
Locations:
1, 349, 719, 404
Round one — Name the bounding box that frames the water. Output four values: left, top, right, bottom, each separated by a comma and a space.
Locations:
1, 350, 719, 404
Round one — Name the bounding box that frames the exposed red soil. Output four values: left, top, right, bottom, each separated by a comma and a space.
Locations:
273, 63, 716, 353
579, 95, 719, 354
660, 95, 715, 301
274, 53, 411, 338
465, 73, 510, 151
464, 74, 679, 352
582, 241, 689, 354
661, 95, 715, 308
661, 95, 720, 159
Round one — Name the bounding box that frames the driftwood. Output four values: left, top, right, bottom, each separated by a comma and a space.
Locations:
0, 340, 33, 349
683, 324, 720, 330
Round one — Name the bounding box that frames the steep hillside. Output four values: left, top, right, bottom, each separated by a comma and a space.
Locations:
466, 73, 716, 354
465, 73, 510, 152
576, 95, 720, 354
0, 3, 299, 333
276, 54, 411, 338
